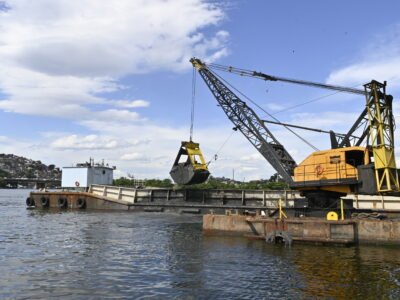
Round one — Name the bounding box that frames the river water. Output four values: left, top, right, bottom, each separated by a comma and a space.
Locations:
0, 189, 400, 299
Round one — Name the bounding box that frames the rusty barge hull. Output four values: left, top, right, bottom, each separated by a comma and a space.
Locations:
203, 214, 400, 246
27, 191, 131, 210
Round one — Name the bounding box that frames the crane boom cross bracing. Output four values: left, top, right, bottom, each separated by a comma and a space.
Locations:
191, 58, 297, 183
365, 80, 399, 192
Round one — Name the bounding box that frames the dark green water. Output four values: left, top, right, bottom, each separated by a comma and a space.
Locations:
0, 189, 399, 299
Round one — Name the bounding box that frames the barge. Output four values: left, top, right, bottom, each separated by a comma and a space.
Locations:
26, 184, 400, 246
27, 184, 299, 214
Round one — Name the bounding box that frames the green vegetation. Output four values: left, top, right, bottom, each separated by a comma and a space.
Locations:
0, 169, 10, 188
112, 177, 137, 187
0, 169, 10, 178
180, 177, 288, 190
25, 169, 35, 179
146, 179, 174, 188
113, 174, 289, 190
0, 154, 61, 180
113, 177, 173, 188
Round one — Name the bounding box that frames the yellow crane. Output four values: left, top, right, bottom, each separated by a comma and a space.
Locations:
190, 58, 399, 209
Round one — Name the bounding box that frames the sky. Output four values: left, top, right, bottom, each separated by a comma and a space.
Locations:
0, 0, 400, 181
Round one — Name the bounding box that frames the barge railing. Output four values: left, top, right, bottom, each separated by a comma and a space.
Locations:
89, 184, 299, 209
88, 184, 400, 211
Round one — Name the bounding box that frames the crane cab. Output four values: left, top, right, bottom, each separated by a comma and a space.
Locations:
170, 141, 210, 185
292, 146, 373, 194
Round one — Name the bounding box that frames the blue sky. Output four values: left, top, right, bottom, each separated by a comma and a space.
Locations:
0, 0, 400, 180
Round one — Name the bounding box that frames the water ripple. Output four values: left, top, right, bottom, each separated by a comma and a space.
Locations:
0, 189, 400, 299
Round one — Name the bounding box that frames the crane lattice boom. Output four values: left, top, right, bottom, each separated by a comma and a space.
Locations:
190, 58, 296, 183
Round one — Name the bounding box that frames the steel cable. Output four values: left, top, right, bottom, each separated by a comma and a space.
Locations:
210, 70, 319, 151
190, 67, 197, 141
207, 129, 236, 166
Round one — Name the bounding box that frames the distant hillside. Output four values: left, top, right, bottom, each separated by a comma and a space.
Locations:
0, 154, 61, 180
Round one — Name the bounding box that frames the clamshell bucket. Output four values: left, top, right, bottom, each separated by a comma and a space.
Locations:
170, 141, 210, 185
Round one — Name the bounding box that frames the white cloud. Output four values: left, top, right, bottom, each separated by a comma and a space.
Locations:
120, 153, 146, 161
327, 58, 400, 88
95, 109, 144, 122
46, 118, 277, 180
240, 166, 259, 172
327, 25, 400, 89
266, 103, 286, 111
240, 153, 263, 162
325, 24, 400, 169
2, 0, 227, 75
0, 0, 228, 117
289, 111, 359, 132
51, 134, 124, 150
0, 0, 235, 179
113, 100, 150, 108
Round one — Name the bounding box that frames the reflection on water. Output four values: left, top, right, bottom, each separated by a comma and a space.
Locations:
0, 189, 399, 299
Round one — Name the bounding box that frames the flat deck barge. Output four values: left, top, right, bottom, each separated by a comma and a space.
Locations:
26, 184, 400, 246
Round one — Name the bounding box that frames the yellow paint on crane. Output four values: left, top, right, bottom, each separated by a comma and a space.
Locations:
294, 146, 369, 181
365, 80, 399, 193
327, 211, 339, 221
183, 141, 209, 171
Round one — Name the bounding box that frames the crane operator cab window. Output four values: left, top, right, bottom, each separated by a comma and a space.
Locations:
345, 150, 366, 168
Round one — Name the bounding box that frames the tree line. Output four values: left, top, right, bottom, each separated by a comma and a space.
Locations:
113, 175, 288, 190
